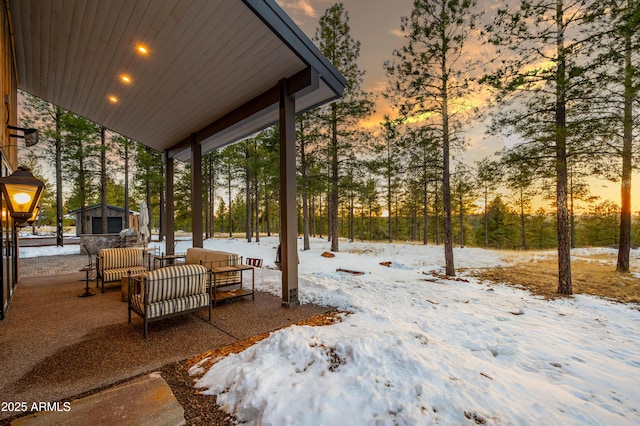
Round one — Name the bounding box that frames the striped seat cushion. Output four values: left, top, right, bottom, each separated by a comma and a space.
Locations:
100, 248, 144, 270
143, 264, 208, 303
130, 293, 210, 319
103, 266, 147, 283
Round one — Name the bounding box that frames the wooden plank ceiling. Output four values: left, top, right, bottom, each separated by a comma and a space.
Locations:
9, 0, 344, 159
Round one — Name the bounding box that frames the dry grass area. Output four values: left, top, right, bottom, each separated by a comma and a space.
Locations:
469, 251, 640, 307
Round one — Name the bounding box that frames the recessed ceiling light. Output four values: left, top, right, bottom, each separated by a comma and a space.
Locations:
120, 74, 132, 84
136, 45, 149, 55
108, 95, 119, 103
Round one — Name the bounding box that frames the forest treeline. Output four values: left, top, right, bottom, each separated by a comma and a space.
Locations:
18, 0, 639, 296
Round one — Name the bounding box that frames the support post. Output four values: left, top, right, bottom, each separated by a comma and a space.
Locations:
279, 78, 299, 307
163, 151, 175, 255
191, 135, 204, 248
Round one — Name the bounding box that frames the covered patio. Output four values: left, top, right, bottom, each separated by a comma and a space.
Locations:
0, 0, 345, 422
0, 254, 331, 423
8, 0, 346, 306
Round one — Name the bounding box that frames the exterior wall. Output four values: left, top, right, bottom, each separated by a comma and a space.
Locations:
0, 1, 18, 319
73, 207, 137, 236
1, 1, 17, 169
80, 234, 142, 255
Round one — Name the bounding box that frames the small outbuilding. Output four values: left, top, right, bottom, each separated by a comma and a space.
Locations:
68, 205, 139, 237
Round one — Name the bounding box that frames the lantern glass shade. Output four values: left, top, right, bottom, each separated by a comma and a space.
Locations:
0, 167, 45, 223
26, 206, 39, 225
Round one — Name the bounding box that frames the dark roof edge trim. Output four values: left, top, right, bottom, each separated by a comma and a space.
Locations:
243, 0, 346, 97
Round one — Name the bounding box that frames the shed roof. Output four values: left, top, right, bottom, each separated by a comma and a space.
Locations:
67, 204, 132, 215
9, 0, 345, 160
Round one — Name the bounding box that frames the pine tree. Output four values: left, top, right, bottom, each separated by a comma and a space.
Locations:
600, 0, 640, 272
483, 0, 601, 294
134, 145, 163, 235
385, 0, 481, 275
112, 136, 135, 230
61, 114, 100, 234
476, 157, 502, 248
486, 196, 519, 249
314, 3, 374, 252
451, 163, 476, 248
20, 92, 68, 245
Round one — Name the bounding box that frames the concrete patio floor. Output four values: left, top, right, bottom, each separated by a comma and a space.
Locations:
0, 255, 331, 424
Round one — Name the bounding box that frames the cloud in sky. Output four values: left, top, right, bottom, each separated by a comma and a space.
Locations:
390, 28, 404, 38
275, 0, 317, 19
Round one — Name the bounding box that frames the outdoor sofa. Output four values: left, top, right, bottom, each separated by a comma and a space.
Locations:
96, 247, 147, 293
128, 263, 210, 338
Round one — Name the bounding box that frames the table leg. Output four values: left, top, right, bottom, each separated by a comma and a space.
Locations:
78, 269, 95, 297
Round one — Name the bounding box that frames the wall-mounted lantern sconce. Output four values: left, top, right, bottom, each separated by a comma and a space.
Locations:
7, 125, 38, 147
25, 205, 40, 227
0, 166, 45, 224
5, 93, 38, 147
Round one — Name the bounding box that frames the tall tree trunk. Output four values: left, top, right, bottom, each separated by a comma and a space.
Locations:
255, 176, 260, 243
310, 196, 315, 237
158, 165, 164, 242
55, 108, 64, 247
617, 1, 633, 272
395, 193, 400, 240
145, 171, 151, 237
520, 189, 527, 250
124, 140, 130, 229
459, 193, 464, 247
441, 34, 455, 276
387, 139, 392, 243
245, 158, 251, 242
484, 187, 489, 248
228, 174, 233, 237
301, 129, 311, 250
435, 180, 440, 245
205, 157, 211, 239
266, 191, 271, 236
349, 190, 354, 242
211, 157, 216, 238
369, 202, 373, 241
423, 179, 429, 245
555, 0, 572, 294
319, 195, 324, 239
330, 105, 339, 251
100, 127, 107, 234
79, 144, 87, 235
569, 166, 575, 248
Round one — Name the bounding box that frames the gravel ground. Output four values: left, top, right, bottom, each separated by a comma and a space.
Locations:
0, 308, 341, 426
4, 252, 337, 424
160, 361, 235, 425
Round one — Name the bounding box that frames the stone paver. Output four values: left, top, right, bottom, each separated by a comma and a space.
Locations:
20, 255, 89, 278
12, 372, 185, 426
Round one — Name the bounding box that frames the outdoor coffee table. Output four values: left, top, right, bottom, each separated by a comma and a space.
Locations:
153, 253, 186, 269
210, 264, 255, 306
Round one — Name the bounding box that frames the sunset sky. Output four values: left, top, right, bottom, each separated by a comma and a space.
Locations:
277, 0, 504, 156
277, 0, 628, 212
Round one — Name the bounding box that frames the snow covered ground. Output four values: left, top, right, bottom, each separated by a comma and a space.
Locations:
21, 237, 640, 425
